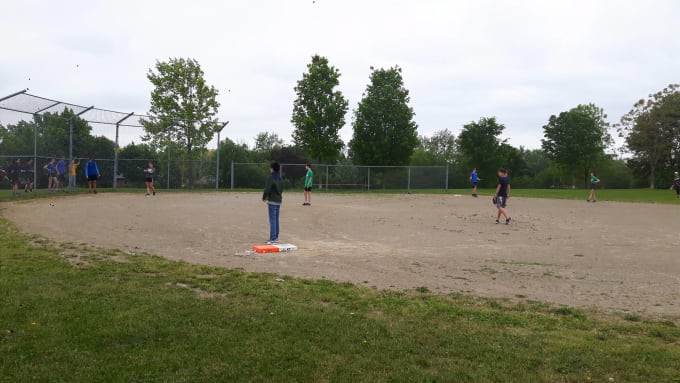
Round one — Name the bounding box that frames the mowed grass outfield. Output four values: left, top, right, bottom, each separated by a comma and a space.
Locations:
1, 189, 680, 382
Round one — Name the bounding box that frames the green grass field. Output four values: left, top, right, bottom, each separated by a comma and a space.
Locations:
1, 214, 679, 382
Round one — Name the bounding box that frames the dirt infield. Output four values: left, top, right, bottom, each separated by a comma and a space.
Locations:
3, 192, 679, 317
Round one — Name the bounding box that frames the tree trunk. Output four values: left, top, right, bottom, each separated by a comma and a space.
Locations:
649, 165, 656, 189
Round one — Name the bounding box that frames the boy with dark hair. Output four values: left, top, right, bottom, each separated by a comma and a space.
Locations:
85, 157, 100, 194
262, 161, 283, 245
23, 159, 34, 192
143, 162, 156, 196
671, 171, 680, 199
587, 171, 601, 202
470, 167, 480, 197
56, 157, 67, 192
8, 158, 21, 196
303, 163, 313, 206
43, 158, 58, 194
493, 168, 511, 225
69, 158, 80, 192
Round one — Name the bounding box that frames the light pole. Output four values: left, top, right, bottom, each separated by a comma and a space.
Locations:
215, 121, 229, 190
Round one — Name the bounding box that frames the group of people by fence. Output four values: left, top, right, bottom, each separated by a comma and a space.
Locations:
0, 156, 108, 196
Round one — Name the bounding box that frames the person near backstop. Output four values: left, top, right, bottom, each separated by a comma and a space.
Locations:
85, 157, 100, 194
69, 158, 80, 192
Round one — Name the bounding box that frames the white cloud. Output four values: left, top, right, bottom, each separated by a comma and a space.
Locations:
1, 0, 679, 152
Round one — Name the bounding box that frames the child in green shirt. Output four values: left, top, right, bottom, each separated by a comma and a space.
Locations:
303, 164, 313, 206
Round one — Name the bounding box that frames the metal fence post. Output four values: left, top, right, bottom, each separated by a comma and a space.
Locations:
215, 130, 221, 190
113, 123, 119, 190
325, 165, 329, 191
69, 106, 94, 177
166, 147, 170, 190
113, 113, 134, 191
367, 167, 371, 191
407, 166, 411, 192
215, 122, 228, 191
230, 160, 234, 190
33, 114, 37, 190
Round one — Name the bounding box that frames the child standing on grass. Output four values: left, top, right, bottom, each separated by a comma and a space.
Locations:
303, 163, 313, 206
69, 159, 80, 192
56, 157, 66, 192
588, 172, 600, 202
85, 157, 100, 194
494, 168, 511, 225
8, 158, 21, 197
671, 172, 680, 199
143, 162, 156, 196
44, 158, 58, 194
470, 168, 481, 198
23, 160, 34, 192
262, 162, 283, 245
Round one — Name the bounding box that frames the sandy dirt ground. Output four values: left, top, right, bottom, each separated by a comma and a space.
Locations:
2, 192, 679, 318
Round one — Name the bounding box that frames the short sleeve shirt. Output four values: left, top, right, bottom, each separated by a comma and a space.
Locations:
497, 176, 509, 198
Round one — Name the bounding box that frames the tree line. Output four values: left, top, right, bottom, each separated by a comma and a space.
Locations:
1, 55, 678, 189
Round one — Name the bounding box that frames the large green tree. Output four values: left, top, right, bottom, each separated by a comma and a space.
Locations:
142, 58, 220, 186
411, 129, 456, 165
456, 117, 508, 186
291, 55, 348, 163
349, 66, 418, 166
617, 84, 680, 188
0, 109, 107, 160
541, 103, 612, 187
253, 132, 284, 156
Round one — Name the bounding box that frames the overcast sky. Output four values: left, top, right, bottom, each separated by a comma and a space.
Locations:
1, 0, 679, 151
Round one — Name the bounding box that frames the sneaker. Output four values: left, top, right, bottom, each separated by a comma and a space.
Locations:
94, 190, 98, 194
265, 240, 279, 245
495, 220, 500, 224
145, 193, 150, 196
472, 194, 478, 198
506, 217, 512, 225
153, 191, 156, 196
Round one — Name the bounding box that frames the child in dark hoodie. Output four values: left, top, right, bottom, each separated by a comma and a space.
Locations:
262, 161, 283, 244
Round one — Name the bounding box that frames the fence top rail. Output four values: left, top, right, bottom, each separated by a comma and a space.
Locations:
232, 162, 450, 169
0, 91, 229, 128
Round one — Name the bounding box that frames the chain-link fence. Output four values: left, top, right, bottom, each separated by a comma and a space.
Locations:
230, 162, 450, 191
0, 90, 229, 192
0, 154, 222, 190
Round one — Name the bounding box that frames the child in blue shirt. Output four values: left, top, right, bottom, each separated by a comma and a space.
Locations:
85, 157, 100, 194
470, 168, 481, 198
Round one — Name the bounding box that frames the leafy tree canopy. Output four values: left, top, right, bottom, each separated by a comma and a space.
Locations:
349, 66, 418, 166
291, 55, 348, 163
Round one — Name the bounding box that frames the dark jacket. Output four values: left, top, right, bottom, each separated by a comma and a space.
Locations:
263, 172, 283, 204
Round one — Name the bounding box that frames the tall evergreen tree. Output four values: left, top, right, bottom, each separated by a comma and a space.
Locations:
291, 55, 348, 163
349, 66, 418, 166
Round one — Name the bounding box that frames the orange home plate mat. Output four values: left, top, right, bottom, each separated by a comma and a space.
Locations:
252, 244, 298, 253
